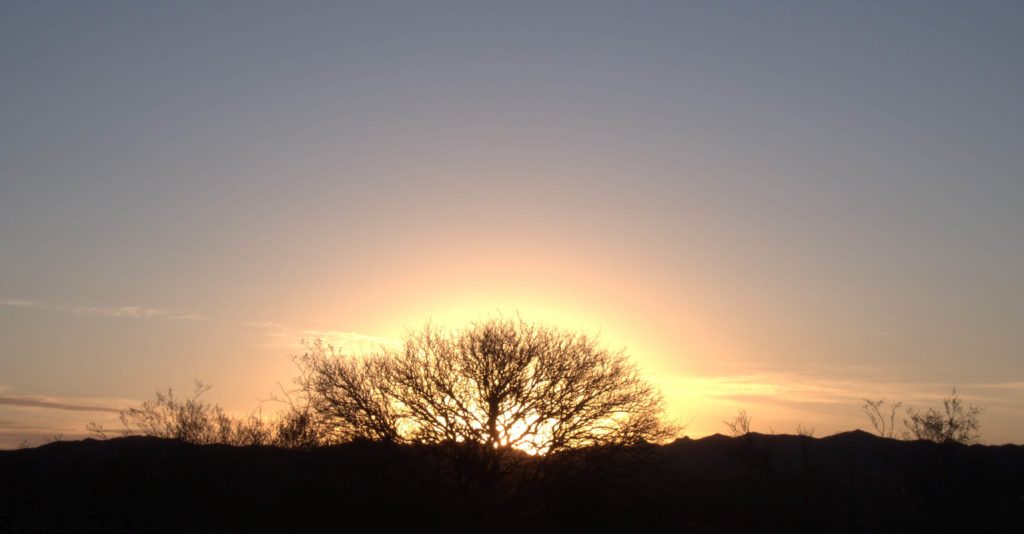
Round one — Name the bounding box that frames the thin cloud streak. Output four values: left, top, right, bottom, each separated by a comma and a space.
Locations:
0, 299, 43, 308
1, 297, 206, 322
242, 321, 401, 354
0, 395, 122, 413
0, 390, 137, 448
689, 373, 1013, 405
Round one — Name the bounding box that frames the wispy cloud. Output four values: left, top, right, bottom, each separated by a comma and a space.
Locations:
0, 390, 131, 448
1, 297, 206, 322
0, 395, 122, 413
0, 298, 44, 309
967, 381, 1024, 391
243, 321, 400, 354
67, 305, 205, 321
689, 372, 1008, 407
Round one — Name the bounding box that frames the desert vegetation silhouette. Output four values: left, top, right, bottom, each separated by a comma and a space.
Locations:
89, 380, 288, 446
281, 317, 678, 497
32, 318, 1017, 531
722, 409, 752, 436
861, 388, 984, 444
92, 317, 677, 496
95, 320, 991, 451
288, 317, 675, 451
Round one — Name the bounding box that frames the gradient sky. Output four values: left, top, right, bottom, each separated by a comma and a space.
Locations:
2, 2, 1022, 447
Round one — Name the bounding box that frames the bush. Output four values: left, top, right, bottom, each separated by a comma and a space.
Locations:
903, 388, 984, 444
723, 410, 751, 436
96, 381, 278, 446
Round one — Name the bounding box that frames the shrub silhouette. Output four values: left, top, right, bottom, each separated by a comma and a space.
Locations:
289, 316, 676, 455
903, 388, 984, 444
862, 389, 985, 444
101, 381, 277, 446
795, 424, 815, 437
723, 409, 751, 436
862, 398, 903, 438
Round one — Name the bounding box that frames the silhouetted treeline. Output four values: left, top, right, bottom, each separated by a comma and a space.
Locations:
3, 431, 1023, 532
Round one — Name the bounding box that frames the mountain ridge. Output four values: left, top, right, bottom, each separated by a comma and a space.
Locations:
3, 432, 1022, 532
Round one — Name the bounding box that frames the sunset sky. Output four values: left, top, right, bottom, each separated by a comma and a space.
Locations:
2, 2, 1022, 447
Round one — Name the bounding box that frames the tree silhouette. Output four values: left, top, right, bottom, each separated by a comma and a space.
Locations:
290, 317, 676, 455
289, 345, 399, 444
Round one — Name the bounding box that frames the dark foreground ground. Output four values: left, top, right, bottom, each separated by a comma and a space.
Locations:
2, 430, 1022, 532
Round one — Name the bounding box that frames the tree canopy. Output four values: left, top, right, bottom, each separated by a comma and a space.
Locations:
291, 317, 675, 455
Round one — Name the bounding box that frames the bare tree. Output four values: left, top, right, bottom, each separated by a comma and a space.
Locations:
723, 409, 751, 436
290, 317, 677, 455
290, 340, 399, 445
861, 398, 903, 438
903, 388, 984, 444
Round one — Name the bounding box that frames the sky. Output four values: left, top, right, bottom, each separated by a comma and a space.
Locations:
1, 1, 1022, 447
